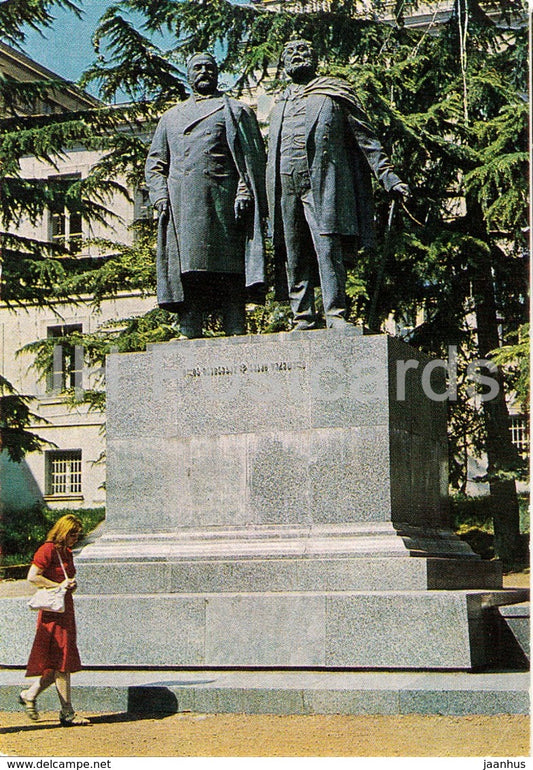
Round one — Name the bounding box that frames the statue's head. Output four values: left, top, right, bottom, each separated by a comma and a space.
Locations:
281, 39, 317, 83
187, 52, 219, 96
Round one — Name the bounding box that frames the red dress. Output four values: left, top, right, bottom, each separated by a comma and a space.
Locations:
25, 541, 82, 677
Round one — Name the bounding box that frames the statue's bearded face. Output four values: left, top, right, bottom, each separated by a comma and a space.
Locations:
188, 56, 218, 95
282, 41, 317, 80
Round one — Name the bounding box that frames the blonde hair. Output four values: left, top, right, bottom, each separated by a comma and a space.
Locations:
46, 514, 83, 545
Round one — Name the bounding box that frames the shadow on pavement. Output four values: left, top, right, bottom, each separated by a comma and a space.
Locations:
127, 685, 180, 715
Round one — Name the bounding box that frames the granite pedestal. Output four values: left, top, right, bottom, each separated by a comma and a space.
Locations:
3, 330, 527, 671
0, 667, 529, 716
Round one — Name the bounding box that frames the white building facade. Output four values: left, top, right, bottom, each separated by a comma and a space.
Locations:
1, 45, 156, 512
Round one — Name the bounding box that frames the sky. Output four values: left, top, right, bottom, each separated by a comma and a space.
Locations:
21, 0, 238, 99
22, 0, 175, 98
23, 1, 112, 90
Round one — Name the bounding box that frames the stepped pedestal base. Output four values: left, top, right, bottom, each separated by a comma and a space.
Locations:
4, 331, 526, 674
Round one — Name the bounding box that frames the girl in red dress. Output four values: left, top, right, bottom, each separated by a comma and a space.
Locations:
20, 514, 89, 726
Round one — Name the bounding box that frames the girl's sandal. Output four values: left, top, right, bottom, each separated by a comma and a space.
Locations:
59, 711, 91, 727
19, 694, 39, 722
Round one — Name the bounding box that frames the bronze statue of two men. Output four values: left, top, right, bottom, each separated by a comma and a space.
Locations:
145, 42, 409, 338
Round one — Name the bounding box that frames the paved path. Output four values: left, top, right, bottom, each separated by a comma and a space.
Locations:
0, 710, 530, 757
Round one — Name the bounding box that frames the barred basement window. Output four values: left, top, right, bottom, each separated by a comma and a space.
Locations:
46, 450, 82, 495
510, 415, 530, 456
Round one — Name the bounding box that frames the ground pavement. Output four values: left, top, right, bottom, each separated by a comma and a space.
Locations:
0, 572, 529, 758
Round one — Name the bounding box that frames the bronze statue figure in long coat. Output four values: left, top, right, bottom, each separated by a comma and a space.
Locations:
266, 40, 409, 330
145, 53, 267, 337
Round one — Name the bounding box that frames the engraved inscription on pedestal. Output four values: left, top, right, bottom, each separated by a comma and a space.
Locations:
105, 331, 447, 534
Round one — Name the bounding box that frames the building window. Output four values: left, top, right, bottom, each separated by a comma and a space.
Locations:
510, 415, 529, 456
46, 324, 83, 393
134, 186, 152, 221
46, 450, 82, 496
48, 174, 83, 253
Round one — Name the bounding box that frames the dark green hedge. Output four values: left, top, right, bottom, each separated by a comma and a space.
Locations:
0, 505, 105, 568
451, 493, 529, 565
450, 493, 529, 534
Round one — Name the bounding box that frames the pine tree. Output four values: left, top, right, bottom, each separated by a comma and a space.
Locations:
0, 0, 88, 460
0, 1, 165, 458
74, 0, 527, 565
4, 0, 527, 565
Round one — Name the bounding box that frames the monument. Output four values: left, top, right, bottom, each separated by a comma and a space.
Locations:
267, 39, 409, 330
145, 52, 267, 338
1, 50, 527, 684
61, 328, 524, 670
67, 48, 525, 669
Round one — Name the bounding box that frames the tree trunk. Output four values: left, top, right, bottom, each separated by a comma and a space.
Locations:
471, 247, 523, 569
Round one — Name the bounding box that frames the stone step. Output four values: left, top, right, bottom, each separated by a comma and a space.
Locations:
0, 669, 528, 716
2, 588, 528, 670
75, 521, 480, 562
74, 556, 502, 595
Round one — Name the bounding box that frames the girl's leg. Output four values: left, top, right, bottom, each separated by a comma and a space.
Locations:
54, 671, 72, 715
21, 669, 55, 700
54, 672, 90, 725
20, 669, 55, 720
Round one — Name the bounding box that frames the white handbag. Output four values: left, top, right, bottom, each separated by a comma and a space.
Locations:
27, 548, 70, 613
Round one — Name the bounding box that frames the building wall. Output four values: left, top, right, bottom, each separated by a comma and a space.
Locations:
0, 35, 158, 511
0, 293, 156, 511
18, 148, 135, 254
0, 41, 100, 114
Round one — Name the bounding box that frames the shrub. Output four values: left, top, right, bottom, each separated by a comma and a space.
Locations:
451, 493, 530, 566
0, 505, 105, 566
450, 492, 530, 534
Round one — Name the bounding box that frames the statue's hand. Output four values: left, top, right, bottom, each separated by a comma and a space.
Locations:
155, 199, 169, 216
234, 195, 251, 222
392, 183, 410, 200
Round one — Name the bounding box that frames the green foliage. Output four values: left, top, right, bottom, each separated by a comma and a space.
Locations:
1, 0, 528, 565
446, 340, 489, 493
0, 0, 81, 47
81, 6, 187, 106
451, 492, 529, 534
490, 323, 529, 412
0, 375, 53, 462
464, 100, 528, 241
0, 112, 136, 300
450, 492, 529, 564
0, 1, 122, 460
58, 228, 158, 305
0, 505, 105, 566
0, 16, 98, 311
0, 5, 168, 312
246, 292, 292, 334
0, 77, 67, 117
18, 305, 181, 392
451, 492, 496, 532
6, 0, 524, 350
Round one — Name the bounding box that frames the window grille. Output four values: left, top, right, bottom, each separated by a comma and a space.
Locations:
134, 186, 152, 221
46, 450, 82, 496
48, 174, 82, 253
510, 415, 530, 455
